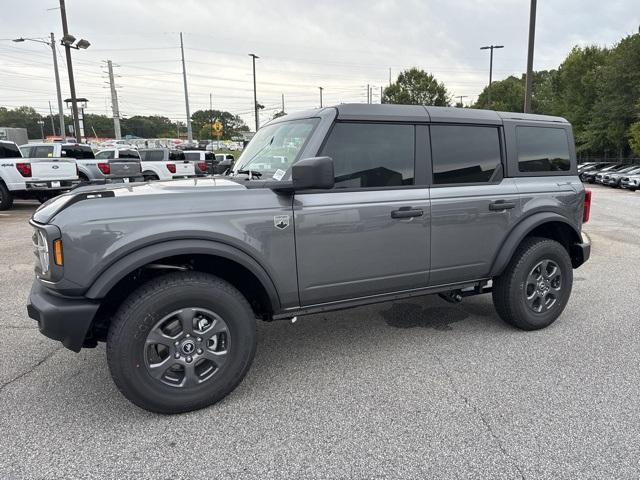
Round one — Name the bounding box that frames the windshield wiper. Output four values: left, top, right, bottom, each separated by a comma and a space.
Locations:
236, 169, 263, 179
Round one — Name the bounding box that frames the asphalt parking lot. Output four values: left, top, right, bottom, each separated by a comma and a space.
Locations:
1, 186, 639, 479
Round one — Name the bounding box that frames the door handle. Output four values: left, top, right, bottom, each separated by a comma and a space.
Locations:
489, 200, 516, 211
391, 207, 424, 219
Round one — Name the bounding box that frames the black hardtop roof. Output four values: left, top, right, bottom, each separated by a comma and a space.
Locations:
272, 104, 569, 125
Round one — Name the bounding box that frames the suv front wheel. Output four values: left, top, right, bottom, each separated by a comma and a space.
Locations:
107, 272, 257, 414
492, 237, 573, 330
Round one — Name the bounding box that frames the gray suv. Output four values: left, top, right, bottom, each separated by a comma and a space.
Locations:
27, 105, 591, 413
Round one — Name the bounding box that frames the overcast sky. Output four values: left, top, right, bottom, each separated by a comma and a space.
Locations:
2, 0, 638, 129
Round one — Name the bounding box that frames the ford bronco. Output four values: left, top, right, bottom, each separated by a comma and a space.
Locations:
27, 104, 591, 413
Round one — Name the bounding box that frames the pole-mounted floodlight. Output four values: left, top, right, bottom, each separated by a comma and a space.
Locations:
480, 45, 504, 108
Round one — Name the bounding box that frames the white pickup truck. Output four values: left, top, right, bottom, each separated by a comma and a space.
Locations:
137, 148, 197, 181
0, 140, 78, 210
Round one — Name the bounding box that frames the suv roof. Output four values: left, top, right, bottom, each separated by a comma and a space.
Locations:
269, 104, 569, 125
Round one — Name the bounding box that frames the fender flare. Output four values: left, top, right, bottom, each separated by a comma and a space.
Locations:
489, 212, 582, 277
76, 164, 91, 180
84, 239, 281, 311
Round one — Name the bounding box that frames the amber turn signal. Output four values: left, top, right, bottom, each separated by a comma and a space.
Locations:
53, 239, 64, 266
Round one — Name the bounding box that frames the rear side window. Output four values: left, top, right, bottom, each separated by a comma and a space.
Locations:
95, 150, 115, 159
320, 123, 414, 188
61, 145, 95, 159
169, 150, 185, 161
430, 125, 502, 184
517, 127, 571, 172
33, 145, 55, 158
118, 149, 140, 159
0, 142, 22, 158
141, 150, 165, 161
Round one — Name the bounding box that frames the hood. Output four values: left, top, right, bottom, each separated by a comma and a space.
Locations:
32, 177, 247, 224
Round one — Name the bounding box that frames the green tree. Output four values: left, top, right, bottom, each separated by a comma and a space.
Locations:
0, 106, 43, 139
629, 122, 640, 157
584, 34, 640, 157
474, 76, 524, 111
383, 68, 450, 106
190, 110, 249, 140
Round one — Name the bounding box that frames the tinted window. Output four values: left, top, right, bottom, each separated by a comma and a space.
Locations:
61, 145, 95, 159
95, 150, 114, 159
320, 123, 414, 188
517, 127, 570, 172
140, 150, 165, 161
184, 152, 200, 160
0, 142, 22, 158
33, 146, 55, 158
118, 149, 140, 159
431, 125, 501, 184
169, 150, 185, 161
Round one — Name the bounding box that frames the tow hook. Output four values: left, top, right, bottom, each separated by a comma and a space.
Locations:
438, 290, 463, 304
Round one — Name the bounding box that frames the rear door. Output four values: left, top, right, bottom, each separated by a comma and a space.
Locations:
294, 122, 430, 305
428, 124, 521, 285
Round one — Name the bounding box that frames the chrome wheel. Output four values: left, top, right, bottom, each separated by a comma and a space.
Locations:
144, 308, 230, 388
525, 259, 562, 313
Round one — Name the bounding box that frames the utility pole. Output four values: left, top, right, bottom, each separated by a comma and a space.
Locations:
210, 92, 213, 139
457, 95, 468, 107
281, 93, 285, 113
50, 33, 65, 139
179, 32, 192, 142
37, 120, 45, 141
380, 86, 383, 104
106, 60, 121, 139
249, 53, 259, 131
59, 0, 82, 142
389, 67, 392, 86
524, 0, 537, 113
480, 44, 504, 108
319, 87, 323, 108
48, 101, 56, 136
366, 84, 370, 104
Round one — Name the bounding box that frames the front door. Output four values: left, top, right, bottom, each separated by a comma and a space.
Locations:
294, 122, 430, 306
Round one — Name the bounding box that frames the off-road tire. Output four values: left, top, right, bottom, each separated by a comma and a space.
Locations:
107, 271, 257, 414
492, 237, 573, 331
0, 182, 13, 211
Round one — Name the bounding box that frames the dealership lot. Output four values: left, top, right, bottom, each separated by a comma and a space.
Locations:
1, 187, 639, 479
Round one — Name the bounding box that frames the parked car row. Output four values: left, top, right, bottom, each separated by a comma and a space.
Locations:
0, 140, 236, 210
578, 162, 640, 191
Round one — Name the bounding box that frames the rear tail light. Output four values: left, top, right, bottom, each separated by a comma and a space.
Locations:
197, 162, 207, 172
97, 162, 110, 174
16, 163, 32, 177
166, 163, 176, 174
583, 189, 592, 223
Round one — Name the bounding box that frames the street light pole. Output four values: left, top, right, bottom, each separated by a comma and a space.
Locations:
480, 45, 504, 108
37, 120, 45, 141
59, 0, 82, 142
319, 86, 323, 108
49, 32, 65, 139
249, 53, 259, 131
457, 95, 468, 107
524, 0, 537, 113
179, 32, 192, 142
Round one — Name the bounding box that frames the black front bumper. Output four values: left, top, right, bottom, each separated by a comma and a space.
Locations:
27, 281, 100, 352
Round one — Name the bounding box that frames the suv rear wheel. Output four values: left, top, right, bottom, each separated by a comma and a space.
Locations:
107, 271, 257, 414
492, 237, 573, 330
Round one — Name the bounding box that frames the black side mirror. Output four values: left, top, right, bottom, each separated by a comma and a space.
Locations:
291, 157, 334, 190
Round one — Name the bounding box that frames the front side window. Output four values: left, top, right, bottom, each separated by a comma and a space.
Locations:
517, 127, 571, 172
234, 118, 318, 178
320, 123, 414, 188
431, 125, 502, 184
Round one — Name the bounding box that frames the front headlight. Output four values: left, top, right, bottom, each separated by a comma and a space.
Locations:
32, 228, 50, 275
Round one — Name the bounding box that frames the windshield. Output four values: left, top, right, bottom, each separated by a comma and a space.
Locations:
233, 118, 319, 178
